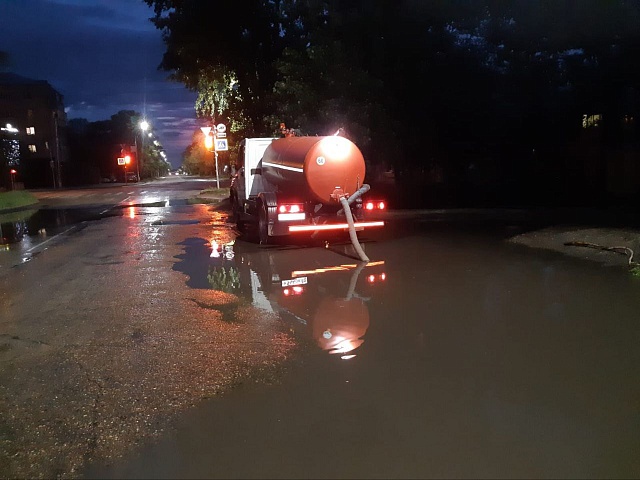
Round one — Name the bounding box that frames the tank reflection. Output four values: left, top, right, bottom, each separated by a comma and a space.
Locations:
207, 240, 386, 358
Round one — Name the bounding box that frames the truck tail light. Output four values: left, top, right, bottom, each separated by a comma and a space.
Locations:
283, 286, 304, 296
367, 273, 387, 284
278, 204, 303, 214
278, 203, 306, 221
364, 200, 386, 211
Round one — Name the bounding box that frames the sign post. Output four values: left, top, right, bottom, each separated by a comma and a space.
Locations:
213, 124, 228, 189
202, 124, 228, 189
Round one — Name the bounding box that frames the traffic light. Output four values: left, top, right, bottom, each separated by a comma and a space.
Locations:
124, 154, 131, 165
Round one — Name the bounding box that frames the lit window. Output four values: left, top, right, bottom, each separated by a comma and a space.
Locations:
28, 144, 37, 153
26, 126, 35, 135
582, 114, 602, 128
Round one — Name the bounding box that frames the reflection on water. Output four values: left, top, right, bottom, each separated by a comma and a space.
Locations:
205, 239, 386, 358
0, 209, 38, 245
0, 208, 102, 246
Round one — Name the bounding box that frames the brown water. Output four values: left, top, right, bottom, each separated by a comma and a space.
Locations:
85, 221, 640, 479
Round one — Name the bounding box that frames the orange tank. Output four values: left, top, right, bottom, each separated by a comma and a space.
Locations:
261, 136, 366, 204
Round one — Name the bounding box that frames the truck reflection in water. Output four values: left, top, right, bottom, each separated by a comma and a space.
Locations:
207, 240, 386, 359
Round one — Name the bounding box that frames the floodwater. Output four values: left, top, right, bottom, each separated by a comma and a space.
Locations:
0, 208, 102, 245
85, 217, 640, 479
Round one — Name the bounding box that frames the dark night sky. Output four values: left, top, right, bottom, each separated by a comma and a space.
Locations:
0, 0, 198, 168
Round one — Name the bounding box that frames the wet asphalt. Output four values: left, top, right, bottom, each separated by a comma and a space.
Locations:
88, 213, 640, 478
1, 182, 639, 478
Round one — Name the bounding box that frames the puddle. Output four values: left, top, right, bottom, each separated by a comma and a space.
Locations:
151, 219, 200, 226
173, 237, 387, 358
0, 208, 104, 245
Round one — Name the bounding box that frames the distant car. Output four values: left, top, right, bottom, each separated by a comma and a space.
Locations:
125, 172, 138, 182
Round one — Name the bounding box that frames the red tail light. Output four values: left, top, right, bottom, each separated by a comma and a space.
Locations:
364, 200, 386, 210
283, 286, 304, 296
279, 204, 303, 214
366, 272, 387, 284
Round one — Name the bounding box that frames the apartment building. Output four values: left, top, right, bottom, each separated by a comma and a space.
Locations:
0, 72, 67, 188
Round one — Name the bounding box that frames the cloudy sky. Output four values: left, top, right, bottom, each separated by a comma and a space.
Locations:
0, 0, 198, 168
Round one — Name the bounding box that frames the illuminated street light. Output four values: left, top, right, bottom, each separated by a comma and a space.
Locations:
137, 119, 150, 180
1, 123, 19, 133
9, 169, 17, 190
200, 125, 224, 188
204, 132, 214, 151
1, 125, 20, 191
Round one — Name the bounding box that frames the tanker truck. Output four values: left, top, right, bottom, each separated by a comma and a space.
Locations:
229, 135, 385, 244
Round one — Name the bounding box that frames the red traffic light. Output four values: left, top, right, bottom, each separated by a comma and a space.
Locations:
10, 169, 17, 174
124, 155, 131, 164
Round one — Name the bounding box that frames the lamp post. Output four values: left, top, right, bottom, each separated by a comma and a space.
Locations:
1, 124, 19, 191
9, 169, 17, 190
139, 120, 149, 180
201, 124, 226, 189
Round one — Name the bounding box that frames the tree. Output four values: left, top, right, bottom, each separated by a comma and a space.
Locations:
147, 0, 640, 206
0, 50, 9, 71
65, 110, 170, 184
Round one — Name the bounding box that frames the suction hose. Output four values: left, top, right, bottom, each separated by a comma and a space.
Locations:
339, 195, 369, 263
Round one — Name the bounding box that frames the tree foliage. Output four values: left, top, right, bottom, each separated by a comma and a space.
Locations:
0, 50, 9, 71
146, 0, 640, 206
66, 110, 170, 184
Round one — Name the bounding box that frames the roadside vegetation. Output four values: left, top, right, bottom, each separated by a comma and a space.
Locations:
146, 0, 640, 208
0, 191, 38, 212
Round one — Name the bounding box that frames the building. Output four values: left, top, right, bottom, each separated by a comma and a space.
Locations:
0, 72, 67, 188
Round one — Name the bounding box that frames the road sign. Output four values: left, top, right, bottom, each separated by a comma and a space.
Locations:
200, 126, 212, 136
117, 157, 125, 165
216, 123, 226, 134
215, 138, 228, 151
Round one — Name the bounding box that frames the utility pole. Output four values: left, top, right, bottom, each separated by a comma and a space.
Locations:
53, 111, 62, 188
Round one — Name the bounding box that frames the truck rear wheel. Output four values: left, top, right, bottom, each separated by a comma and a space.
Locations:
258, 201, 269, 245
230, 193, 240, 222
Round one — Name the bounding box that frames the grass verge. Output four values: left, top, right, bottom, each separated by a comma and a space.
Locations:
0, 191, 39, 212
199, 187, 228, 196
0, 208, 38, 224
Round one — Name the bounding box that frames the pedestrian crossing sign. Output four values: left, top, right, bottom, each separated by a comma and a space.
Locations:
215, 138, 228, 151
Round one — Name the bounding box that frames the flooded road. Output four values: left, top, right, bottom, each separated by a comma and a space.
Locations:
84, 216, 640, 478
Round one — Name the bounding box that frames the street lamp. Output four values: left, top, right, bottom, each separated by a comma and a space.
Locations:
9, 169, 17, 190
138, 120, 149, 180
201, 124, 226, 188
1, 124, 19, 191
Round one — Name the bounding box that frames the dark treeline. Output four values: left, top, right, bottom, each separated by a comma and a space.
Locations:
145, 0, 640, 207
66, 110, 169, 184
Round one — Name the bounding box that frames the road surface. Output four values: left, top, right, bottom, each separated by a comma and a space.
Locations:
0, 178, 638, 478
